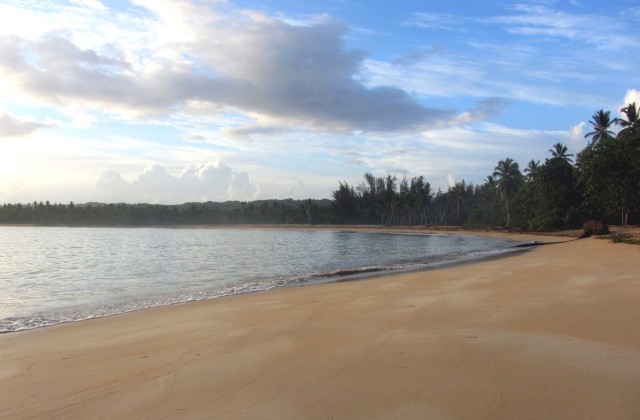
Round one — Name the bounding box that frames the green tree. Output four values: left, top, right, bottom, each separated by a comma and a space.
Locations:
524, 159, 540, 182
409, 175, 431, 225
549, 142, 573, 164
493, 158, 522, 228
584, 109, 614, 145
576, 132, 640, 225
448, 182, 464, 220
447, 181, 473, 224
466, 177, 502, 227
304, 199, 316, 224
614, 102, 640, 139
533, 157, 580, 229
331, 182, 357, 224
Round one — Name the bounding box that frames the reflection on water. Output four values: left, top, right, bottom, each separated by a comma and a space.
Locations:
0, 227, 514, 332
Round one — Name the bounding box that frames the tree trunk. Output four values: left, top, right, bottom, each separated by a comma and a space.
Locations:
505, 197, 510, 228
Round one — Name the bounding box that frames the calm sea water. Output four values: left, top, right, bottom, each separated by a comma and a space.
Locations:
0, 227, 518, 333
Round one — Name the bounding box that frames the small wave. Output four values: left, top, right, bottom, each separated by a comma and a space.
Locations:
0, 241, 518, 334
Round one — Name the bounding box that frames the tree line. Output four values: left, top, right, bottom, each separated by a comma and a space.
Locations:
331, 103, 640, 230
1, 104, 638, 230
0, 199, 333, 226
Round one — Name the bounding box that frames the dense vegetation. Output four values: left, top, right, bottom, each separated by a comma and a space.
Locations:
331, 104, 640, 230
1, 104, 638, 230
0, 199, 333, 226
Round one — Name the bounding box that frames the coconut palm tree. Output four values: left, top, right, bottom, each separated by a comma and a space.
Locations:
448, 181, 466, 220
549, 142, 573, 164
524, 159, 540, 182
493, 158, 522, 228
484, 175, 497, 191
614, 102, 640, 139
584, 109, 614, 145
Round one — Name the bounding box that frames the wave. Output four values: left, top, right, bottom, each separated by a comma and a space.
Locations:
0, 245, 524, 334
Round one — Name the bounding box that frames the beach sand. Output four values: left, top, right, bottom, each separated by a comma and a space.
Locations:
1, 232, 639, 419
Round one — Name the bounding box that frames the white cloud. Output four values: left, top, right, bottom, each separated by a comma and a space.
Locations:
0, 1, 636, 205
403, 12, 467, 31
96, 161, 257, 204
491, 4, 638, 50
61, 107, 98, 128
70, 0, 106, 11
453, 98, 511, 124
569, 121, 586, 149
0, 2, 451, 134
623, 89, 640, 108
0, 3, 57, 39
369, 5, 638, 109
0, 111, 55, 137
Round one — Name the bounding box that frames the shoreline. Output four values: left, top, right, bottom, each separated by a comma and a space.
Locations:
2, 230, 639, 418
0, 222, 580, 245
0, 227, 552, 335
0, 222, 579, 234
2, 236, 534, 336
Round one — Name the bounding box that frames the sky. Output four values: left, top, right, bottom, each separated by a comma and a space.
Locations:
0, 0, 639, 204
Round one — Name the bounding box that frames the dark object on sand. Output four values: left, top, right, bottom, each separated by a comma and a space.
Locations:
581, 220, 609, 238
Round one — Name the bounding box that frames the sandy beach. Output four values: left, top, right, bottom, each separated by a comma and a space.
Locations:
1, 231, 639, 419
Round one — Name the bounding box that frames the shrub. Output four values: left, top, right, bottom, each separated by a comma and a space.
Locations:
581, 220, 609, 238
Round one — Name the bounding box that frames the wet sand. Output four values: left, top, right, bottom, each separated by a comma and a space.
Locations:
1, 232, 639, 419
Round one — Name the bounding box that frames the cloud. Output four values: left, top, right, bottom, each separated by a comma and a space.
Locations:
490, 4, 638, 50
95, 170, 131, 200
374, 4, 638, 109
623, 89, 640, 107
569, 121, 585, 149
345, 152, 366, 166
392, 46, 444, 67
453, 98, 512, 124
386, 167, 410, 176
403, 12, 467, 31
96, 161, 257, 204
186, 133, 206, 142
0, 2, 451, 133
0, 111, 54, 137
70, 0, 106, 11
221, 124, 287, 139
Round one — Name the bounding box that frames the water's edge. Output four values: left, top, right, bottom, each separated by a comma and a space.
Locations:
1, 240, 535, 335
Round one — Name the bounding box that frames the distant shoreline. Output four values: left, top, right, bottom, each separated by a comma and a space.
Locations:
0, 222, 583, 237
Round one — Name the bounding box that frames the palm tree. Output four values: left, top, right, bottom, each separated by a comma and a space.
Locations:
493, 158, 522, 228
484, 175, 497, 192
614, 102, 640, 139
549, 142, 573, 164
448, 181, 466, 219
524, 159, 540, 182
584, 109, 614, 145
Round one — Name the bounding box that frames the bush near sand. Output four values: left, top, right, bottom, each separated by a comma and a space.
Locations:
581, 220, 609, 238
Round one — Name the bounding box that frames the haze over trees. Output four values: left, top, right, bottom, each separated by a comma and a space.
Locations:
1, 104, 639, 230
0, 199, 333, 226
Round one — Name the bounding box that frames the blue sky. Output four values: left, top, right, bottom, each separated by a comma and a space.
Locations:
0, 0, 639, 204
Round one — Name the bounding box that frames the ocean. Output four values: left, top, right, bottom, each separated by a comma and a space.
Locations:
0, 227, 519, 333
